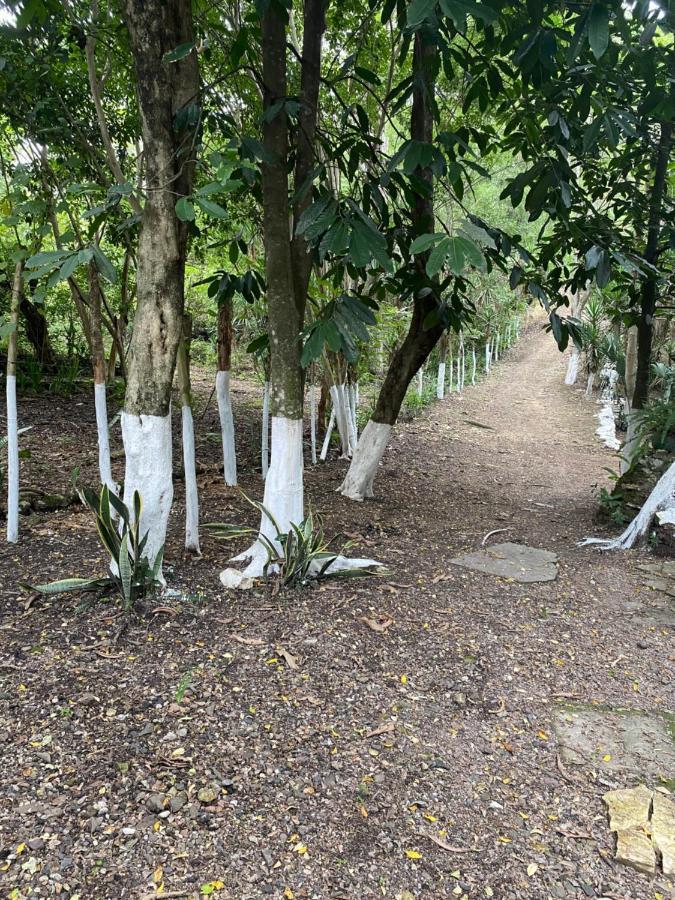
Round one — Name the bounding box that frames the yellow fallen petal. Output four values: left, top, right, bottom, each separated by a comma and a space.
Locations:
405, 849, 422, 859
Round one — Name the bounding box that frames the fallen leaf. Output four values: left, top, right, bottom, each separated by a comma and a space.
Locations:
278, 646, 299, 670
405, 849, 422, 859
418, 832, 473, 853
527, 863, 538, 876
365, 721, 395, 739
359, 614, 394, 633
230, 634, 265, 646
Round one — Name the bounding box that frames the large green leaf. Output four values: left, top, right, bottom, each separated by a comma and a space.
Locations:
407, 0, 436, 28
588, 4, 609, 59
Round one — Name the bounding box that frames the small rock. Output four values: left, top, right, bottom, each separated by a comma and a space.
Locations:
27, 838, 45, 851
146, 793, 166, 814
198, 786, 220, 804
603, 785, 652, 831
170, 792, 188, 813
615, 828, 656, 875
636, 640, 649, 650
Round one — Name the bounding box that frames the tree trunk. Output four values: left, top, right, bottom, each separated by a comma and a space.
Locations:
436, 332, 448, 399
216, 298, 237, 486
176, 313, 200, 553
88, 263, 116, 494
340, 31, 441, 501
20, 295, 56, 369
6, 263, 22, 543
632, 118, 672, 411
121, 0, 199, 574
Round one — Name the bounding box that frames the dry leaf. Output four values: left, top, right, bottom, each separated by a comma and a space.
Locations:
278, 646, 299, 669
526, 863, 538, 876
230, 633, 265, 646
365, 721, 395, 739
405, 849, 422, 859
359, 614, 394, 633
418, 832, 472, 853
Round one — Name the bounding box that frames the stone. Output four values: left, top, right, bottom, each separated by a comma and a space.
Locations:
450, 542, 558, 583
603, 785, 652, 832
170, 792, 188, 813
651, 792, 675, 876
554, 706, 675, 778
614, 828, 656, 875
197, 786, 220, 804
145, 793, 166, 813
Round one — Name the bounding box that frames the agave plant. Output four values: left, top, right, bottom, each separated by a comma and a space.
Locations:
27, 485, 163, 613
206, 495, 381, 588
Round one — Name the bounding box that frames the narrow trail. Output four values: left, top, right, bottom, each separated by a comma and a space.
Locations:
1, 320, 673, 899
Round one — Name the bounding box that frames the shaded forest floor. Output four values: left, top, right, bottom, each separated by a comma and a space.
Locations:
0, 323, 673, 900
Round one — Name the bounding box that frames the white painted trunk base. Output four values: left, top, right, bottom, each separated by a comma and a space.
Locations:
94, 382, 116, 494
564, 348, 580, 386
581, 461, 675, 550
216, 370, 237, 486
436, 362, 446, 400
485, 342, 491, 373
471, 349, 477, 385
417, 370, 424, 396
595, 400, 620, 451
261, 381, 270, 479
585, 372, 595, 398
330, 383, 353, 458
455, 358, 461, 393
121, 412, 173, 580
222, 417, 304, 587
620, 416, 640, 475
6, 374, 19, 543
181, 405, 200, 554
339, 420, 392, 501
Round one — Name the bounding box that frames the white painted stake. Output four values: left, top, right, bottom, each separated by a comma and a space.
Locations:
320, 408, 336, 461
94, 382, 116, 494
261, 381, 270, 479
340, 419, 393, 501
121, 412, 173, 581
310, 381, 317, 465
216, 370, 237, 486
436, 362, 446, 400
6, 374, 19, 543
181, 404, 200, 553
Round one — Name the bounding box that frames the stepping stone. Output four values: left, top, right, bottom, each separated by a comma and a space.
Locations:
554, 706, 675, 779
652, 792, 675, 876
449, 542, 558, 583
602, 786, 675, 876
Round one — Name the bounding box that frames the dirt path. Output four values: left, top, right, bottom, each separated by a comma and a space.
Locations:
0, 322, 673, 900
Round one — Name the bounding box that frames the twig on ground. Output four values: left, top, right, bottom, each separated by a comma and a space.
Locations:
481, 527, 511, 546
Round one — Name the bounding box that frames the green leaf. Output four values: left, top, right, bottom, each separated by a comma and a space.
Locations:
27, 577, 109, 595
119, 533, 132, 606
410, 233, 443, 254
588, 5, 609, 60
25, 250, 65, 270
163, 42, 196, 63
57, 254, 80, 283
196, 198, 228, 219
426, 237, 450, 277
455, 235, 485, 270
92, 245, 117, 283
407, 0, 436, 28
175, 197, 196, 221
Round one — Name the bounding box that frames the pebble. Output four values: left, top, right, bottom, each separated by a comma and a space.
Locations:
146, 793, 166, 813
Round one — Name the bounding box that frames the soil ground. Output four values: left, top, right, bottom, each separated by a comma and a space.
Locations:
0, 322, 673, 900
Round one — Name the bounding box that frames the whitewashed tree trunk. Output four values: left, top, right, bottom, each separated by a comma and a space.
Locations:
261, 380, 270, 479
309, 380, 317, 465
348, 381, 358, 444
471, 347, 477, 385
455, 357, 461, 393
216, 299, 237, 486
585, 372, 595, 398
436, 362, 446, 399
564, 346, 580, 385
339, 420, 392, 501
330, 383, 352, 458
216, 371, 237, 486
122, 412, 173, 579
6, 262, 21, 543
485, 341, 491, 373
417, 369, 424, 396
176, 320, 200, 553
94, 382, 116, 493
582, 461, 675, 550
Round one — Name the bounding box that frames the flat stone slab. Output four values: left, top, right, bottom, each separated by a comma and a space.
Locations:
450, 542, 558, 583
554, 706, 675, 778
604, 784, 653, 831
652, 792, 675, 876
